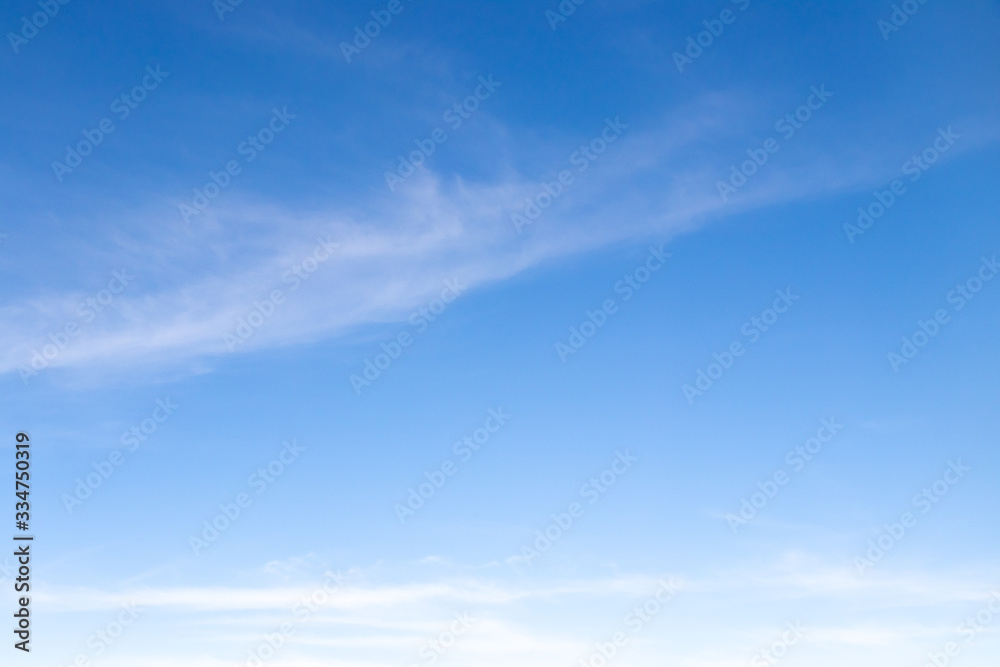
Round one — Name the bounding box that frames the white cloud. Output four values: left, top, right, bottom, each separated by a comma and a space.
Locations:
3, 94, 995, 382
34, 560, 1000, 666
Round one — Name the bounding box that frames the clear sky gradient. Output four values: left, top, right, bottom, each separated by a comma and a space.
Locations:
2, 1, 1000, 665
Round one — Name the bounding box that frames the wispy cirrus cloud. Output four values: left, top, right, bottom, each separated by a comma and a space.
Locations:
36, 557, 1000, 666
2, 91, 996, 382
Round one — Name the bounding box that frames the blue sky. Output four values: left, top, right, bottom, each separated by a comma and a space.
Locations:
2, 0, 1000, 665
